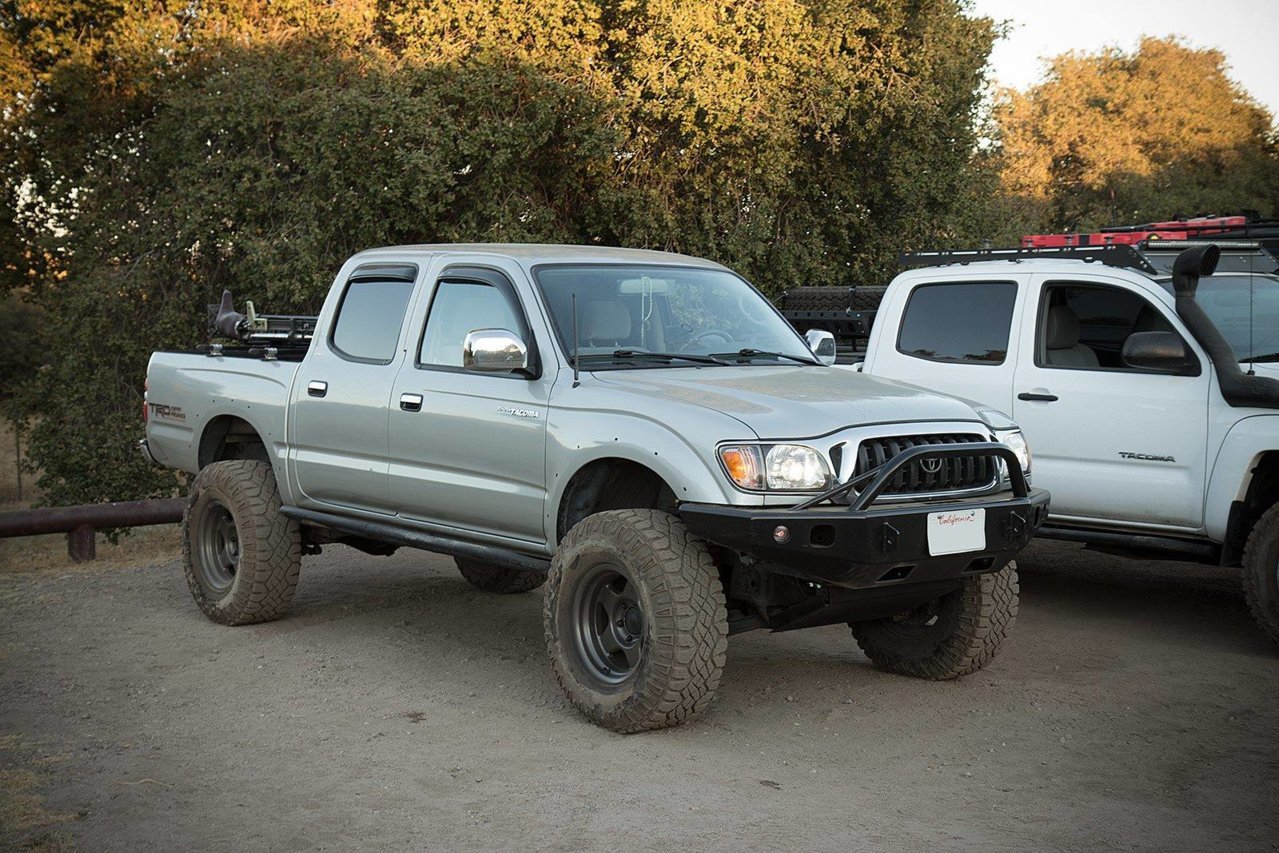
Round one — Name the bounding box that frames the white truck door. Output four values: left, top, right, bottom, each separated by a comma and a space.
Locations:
387, 265, 551, 546
863, 272, 1029, 414
289, 264, 419, 516
1012, 274, 1211, 529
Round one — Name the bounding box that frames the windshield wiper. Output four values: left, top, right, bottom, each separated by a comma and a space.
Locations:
716, 348, 821, 366
1247, 353, 1279, 363
577, 349, 730, 366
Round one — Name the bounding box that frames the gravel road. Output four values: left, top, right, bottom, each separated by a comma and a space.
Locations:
2, 539, 1276, 851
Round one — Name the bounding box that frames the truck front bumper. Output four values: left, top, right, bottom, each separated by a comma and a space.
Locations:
679, 487, 1049, 590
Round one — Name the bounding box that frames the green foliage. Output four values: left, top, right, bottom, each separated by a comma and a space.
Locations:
996, 36, 1279, 231
2, 0, 1001, 503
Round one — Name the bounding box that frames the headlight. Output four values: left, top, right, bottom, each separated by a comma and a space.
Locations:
719, 444, 831, 491
993, 428, 1031, 476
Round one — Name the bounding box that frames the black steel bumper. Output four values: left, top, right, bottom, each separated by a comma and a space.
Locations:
680, 443, 1050, 590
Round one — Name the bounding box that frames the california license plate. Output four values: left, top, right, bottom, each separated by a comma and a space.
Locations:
926, 508, 986, 556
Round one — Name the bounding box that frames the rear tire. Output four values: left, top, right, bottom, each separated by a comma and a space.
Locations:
851, 562, 1018, 679
455, 557, 545, 594
544, 509, 728, 733
1242, 503, 1279, 647
182, 460, 301, 625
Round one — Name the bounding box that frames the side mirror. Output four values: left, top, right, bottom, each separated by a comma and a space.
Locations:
804, 329, 836, 366
463, 328, 529, 373
1121, 331, 1195, 374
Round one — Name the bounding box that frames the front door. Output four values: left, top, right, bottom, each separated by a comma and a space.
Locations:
1012, 276, 1211, 529
388, 267, 552, 545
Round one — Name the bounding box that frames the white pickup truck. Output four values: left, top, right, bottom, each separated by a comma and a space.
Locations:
843, 243, 1279, 644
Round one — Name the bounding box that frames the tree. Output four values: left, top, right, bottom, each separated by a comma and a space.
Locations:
1, 0, 1001, 504
995, 36, 1279, 232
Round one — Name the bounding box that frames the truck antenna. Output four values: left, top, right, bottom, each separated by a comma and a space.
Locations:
571, 292, 581, 388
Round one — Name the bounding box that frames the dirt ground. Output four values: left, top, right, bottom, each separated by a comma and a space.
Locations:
1, 537, 1275, 852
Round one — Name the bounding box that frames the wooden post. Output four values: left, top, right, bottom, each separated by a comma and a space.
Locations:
67, 524, 96, 562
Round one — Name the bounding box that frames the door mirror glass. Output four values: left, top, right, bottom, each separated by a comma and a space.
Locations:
463, 328, 529, 373
805, 329, 836, 365
1121, 331, 1194, 374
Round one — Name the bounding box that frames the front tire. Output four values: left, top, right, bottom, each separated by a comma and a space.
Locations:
851, 562, 1019, 679
455, 557, 546, 594
1242, 503, 1279, 647
182, 460, 301, 625
544, 509, 728, 733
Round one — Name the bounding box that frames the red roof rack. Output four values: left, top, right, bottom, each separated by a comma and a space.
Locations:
1022, 215, 1254, 248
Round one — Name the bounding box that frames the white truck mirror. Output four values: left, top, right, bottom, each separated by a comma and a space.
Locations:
463, 328, 529, 372
805, 329, 836, 365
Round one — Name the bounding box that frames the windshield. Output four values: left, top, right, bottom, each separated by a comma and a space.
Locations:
534, 264, 816, 367
1158, 273, 1279, 361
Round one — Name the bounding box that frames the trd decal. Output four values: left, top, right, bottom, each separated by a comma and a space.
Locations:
147, 403, 187, 422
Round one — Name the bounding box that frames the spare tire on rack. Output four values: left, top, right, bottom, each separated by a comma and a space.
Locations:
776, 285, 887, 313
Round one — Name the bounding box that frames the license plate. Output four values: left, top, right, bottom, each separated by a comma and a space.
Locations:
927, 508, 986, 556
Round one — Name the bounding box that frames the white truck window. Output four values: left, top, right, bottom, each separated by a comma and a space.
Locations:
419, 280, 524, 368
330, 278, 416, 363
896, 282, 1017, 365
1036, 283, 1187, 371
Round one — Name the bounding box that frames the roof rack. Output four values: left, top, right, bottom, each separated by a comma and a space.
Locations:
899, 245, 1159, 275
206, 290, 316, 359
1023, 214, 1279, 250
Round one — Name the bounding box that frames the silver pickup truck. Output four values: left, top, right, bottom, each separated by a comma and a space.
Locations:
143, 244, 1048, 732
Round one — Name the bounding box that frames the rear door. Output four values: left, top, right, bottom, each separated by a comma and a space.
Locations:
1011, 274, 1211, 528
865, 273, 1028, 413
289, 262, 419, 515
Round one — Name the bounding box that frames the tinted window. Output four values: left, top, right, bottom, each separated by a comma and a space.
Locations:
1038, 283, 1189, 370
420, 280, 525, 368
897, 282, 1017, 364
331, 278, 416, 363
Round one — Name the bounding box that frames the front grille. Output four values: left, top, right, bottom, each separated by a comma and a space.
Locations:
847, 433, 996, 498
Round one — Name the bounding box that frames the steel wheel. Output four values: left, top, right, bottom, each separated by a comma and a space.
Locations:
572, 564, 645, 687
194, 500, 239, 595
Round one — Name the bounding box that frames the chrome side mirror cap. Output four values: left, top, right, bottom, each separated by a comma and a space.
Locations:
804, 329, 836, 366
463, 328, 529, 372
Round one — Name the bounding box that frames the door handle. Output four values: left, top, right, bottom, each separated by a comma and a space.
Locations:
1017, 391, 1058, 402
307, 380, 328, 398
399, 393, 424, 412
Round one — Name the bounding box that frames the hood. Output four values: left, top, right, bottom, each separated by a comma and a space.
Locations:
591, 365, 985, 439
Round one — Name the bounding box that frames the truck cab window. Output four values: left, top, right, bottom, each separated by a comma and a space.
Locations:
419, 280, 525, 368
330, 278, 416, 363
896, 282, 1017, 364
1037, 283, 1186, 371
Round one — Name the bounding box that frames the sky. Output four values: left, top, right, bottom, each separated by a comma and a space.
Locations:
968, 0, 1279, 119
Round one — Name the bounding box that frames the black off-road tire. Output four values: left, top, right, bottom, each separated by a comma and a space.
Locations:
544, 509, 728, 733
851, 562, 1019, 680
455, 557, 546, 594
1242, 503, 1279, 647
182, 460, 301, 626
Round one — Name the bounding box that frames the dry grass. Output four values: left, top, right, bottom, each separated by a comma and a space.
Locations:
0, 525, 182, 574
0, 737, 77, 850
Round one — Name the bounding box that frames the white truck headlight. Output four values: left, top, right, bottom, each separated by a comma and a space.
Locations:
765, 445, 830, 490
994, 428, 1031, 476
718, 444, 832, 491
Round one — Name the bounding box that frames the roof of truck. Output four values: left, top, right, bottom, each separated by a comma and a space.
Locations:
350, 243, 728, 269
